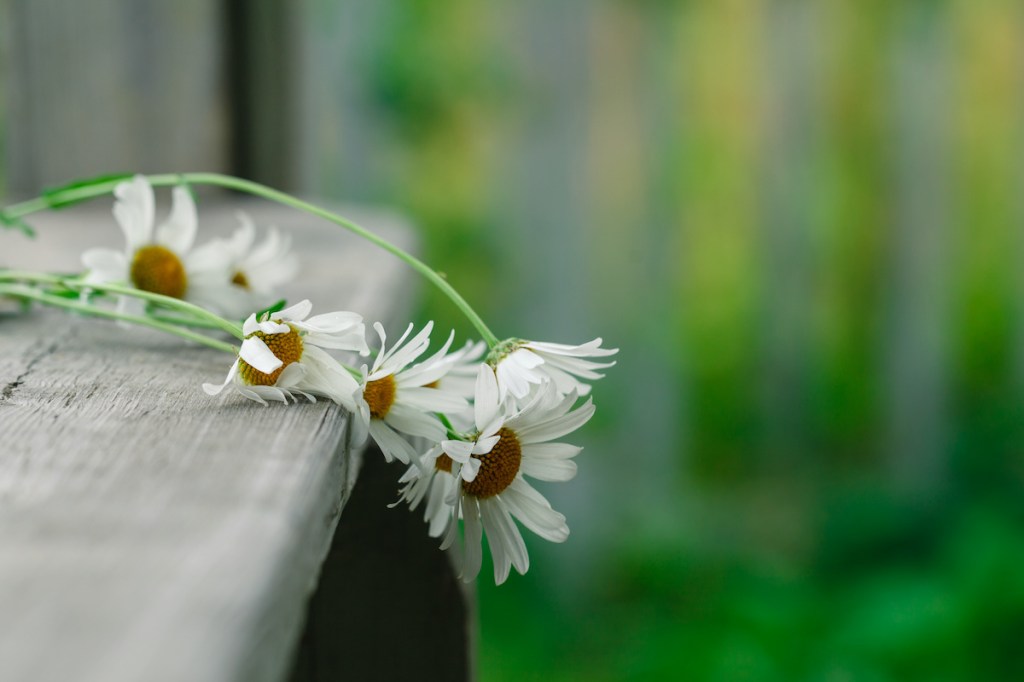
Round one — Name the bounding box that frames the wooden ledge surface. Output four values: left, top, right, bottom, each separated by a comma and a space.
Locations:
0, 198, 417, 682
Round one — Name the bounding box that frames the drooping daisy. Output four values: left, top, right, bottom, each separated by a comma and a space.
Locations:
82, 175, 224, 314
407, 365, 594, 585
354, 322, 468, 465
187, 212, 299, 319
203, 299, 368, 407
488, 337, 618, 402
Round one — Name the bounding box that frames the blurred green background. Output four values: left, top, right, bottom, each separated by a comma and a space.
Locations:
350, 1, 1024, 679
5, 0, 1024, 679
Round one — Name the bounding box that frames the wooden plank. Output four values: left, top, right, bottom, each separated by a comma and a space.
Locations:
0, 197, 416, 682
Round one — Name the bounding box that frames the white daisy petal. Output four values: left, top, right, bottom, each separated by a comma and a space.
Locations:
528, 338, 618, 358
293, 345, 359, 409
397, 330, 457, 387
471, 433, 501, 456
112, 175, 154, 250
481, 499, 528, 583
240, 314, 259, 336
385, 403, 446, 441
243, 221, 280, 264
185, 238, 234, 274
426, 476, 456, 536
474, 364, 501, 431
368, 419, 418, 464
202, 360, 240, 396
303, 327, 369, 355
300, 310, 364, 334
256, 319, 291, 335
398, 386, 468, 414
350, 403, 370, 446
229, 212, 258, 256
387, 331, 433, 375
236, 386, 269, 406
239, 336, 284, 375
460, 457, 481, 482
275, 362, 306, 388
520, 457, 577, 482
521, 442, 583, 460
515, 398, 595, 445
442, 439, 475, 463
156, 185, 198, 253
480, 500, 510, 585
245, 385, 291, 404
440, 493, 460, 548
82, 248, 128, 283
277, 299, 313, 322
503, 479, 570, 542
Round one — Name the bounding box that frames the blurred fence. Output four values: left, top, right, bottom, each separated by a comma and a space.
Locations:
276, 0, 1024, 535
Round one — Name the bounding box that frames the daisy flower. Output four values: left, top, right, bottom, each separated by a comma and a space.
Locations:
404, 365, 594, 585
354, 322, 468, 465
203, 299, 368, 407
187, 212, 299, 319
489, 337, 618, 402
82, 175, 224, 314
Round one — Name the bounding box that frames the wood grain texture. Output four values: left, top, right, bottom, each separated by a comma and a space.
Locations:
0, 197, 418, 682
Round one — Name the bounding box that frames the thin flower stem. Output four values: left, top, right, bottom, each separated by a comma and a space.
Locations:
0, 270, 244, 339
69, 280, 244, 339
0, 270, 64, 286
148, 313, 234, 331
0, 284, 239, 354
437, 412, 464, 441
2, 173, 500, 347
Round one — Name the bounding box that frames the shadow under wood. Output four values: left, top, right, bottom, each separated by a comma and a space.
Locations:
289, 447, 474, 682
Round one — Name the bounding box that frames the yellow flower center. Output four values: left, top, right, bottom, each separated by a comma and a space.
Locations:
231, 270, 251, 290
130, 245, 188, 298
364, 375, 397, 419
238, 326, 304, 386
435, 453, 454, 473
462, 428, 522, 499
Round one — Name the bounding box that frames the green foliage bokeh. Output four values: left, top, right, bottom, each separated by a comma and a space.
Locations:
352, 0, 1024, 679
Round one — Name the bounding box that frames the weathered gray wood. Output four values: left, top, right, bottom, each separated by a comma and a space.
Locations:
4, 0, 229, 195
0, 198, 416, 682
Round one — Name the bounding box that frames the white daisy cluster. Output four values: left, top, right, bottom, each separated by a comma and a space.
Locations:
17, 172, 620, 586
82, 175, 297, 320
198, 282, 617, 585
395, 336, 617, 584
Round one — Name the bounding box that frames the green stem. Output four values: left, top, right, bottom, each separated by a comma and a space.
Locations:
437, 412, 464, 441
148, 313, 234, 331
0, 270, 244, 339
3, 172, 500, 347
0, 283, 239, 354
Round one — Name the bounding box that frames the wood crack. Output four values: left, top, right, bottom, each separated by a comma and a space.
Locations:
0, 337, 64, 406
